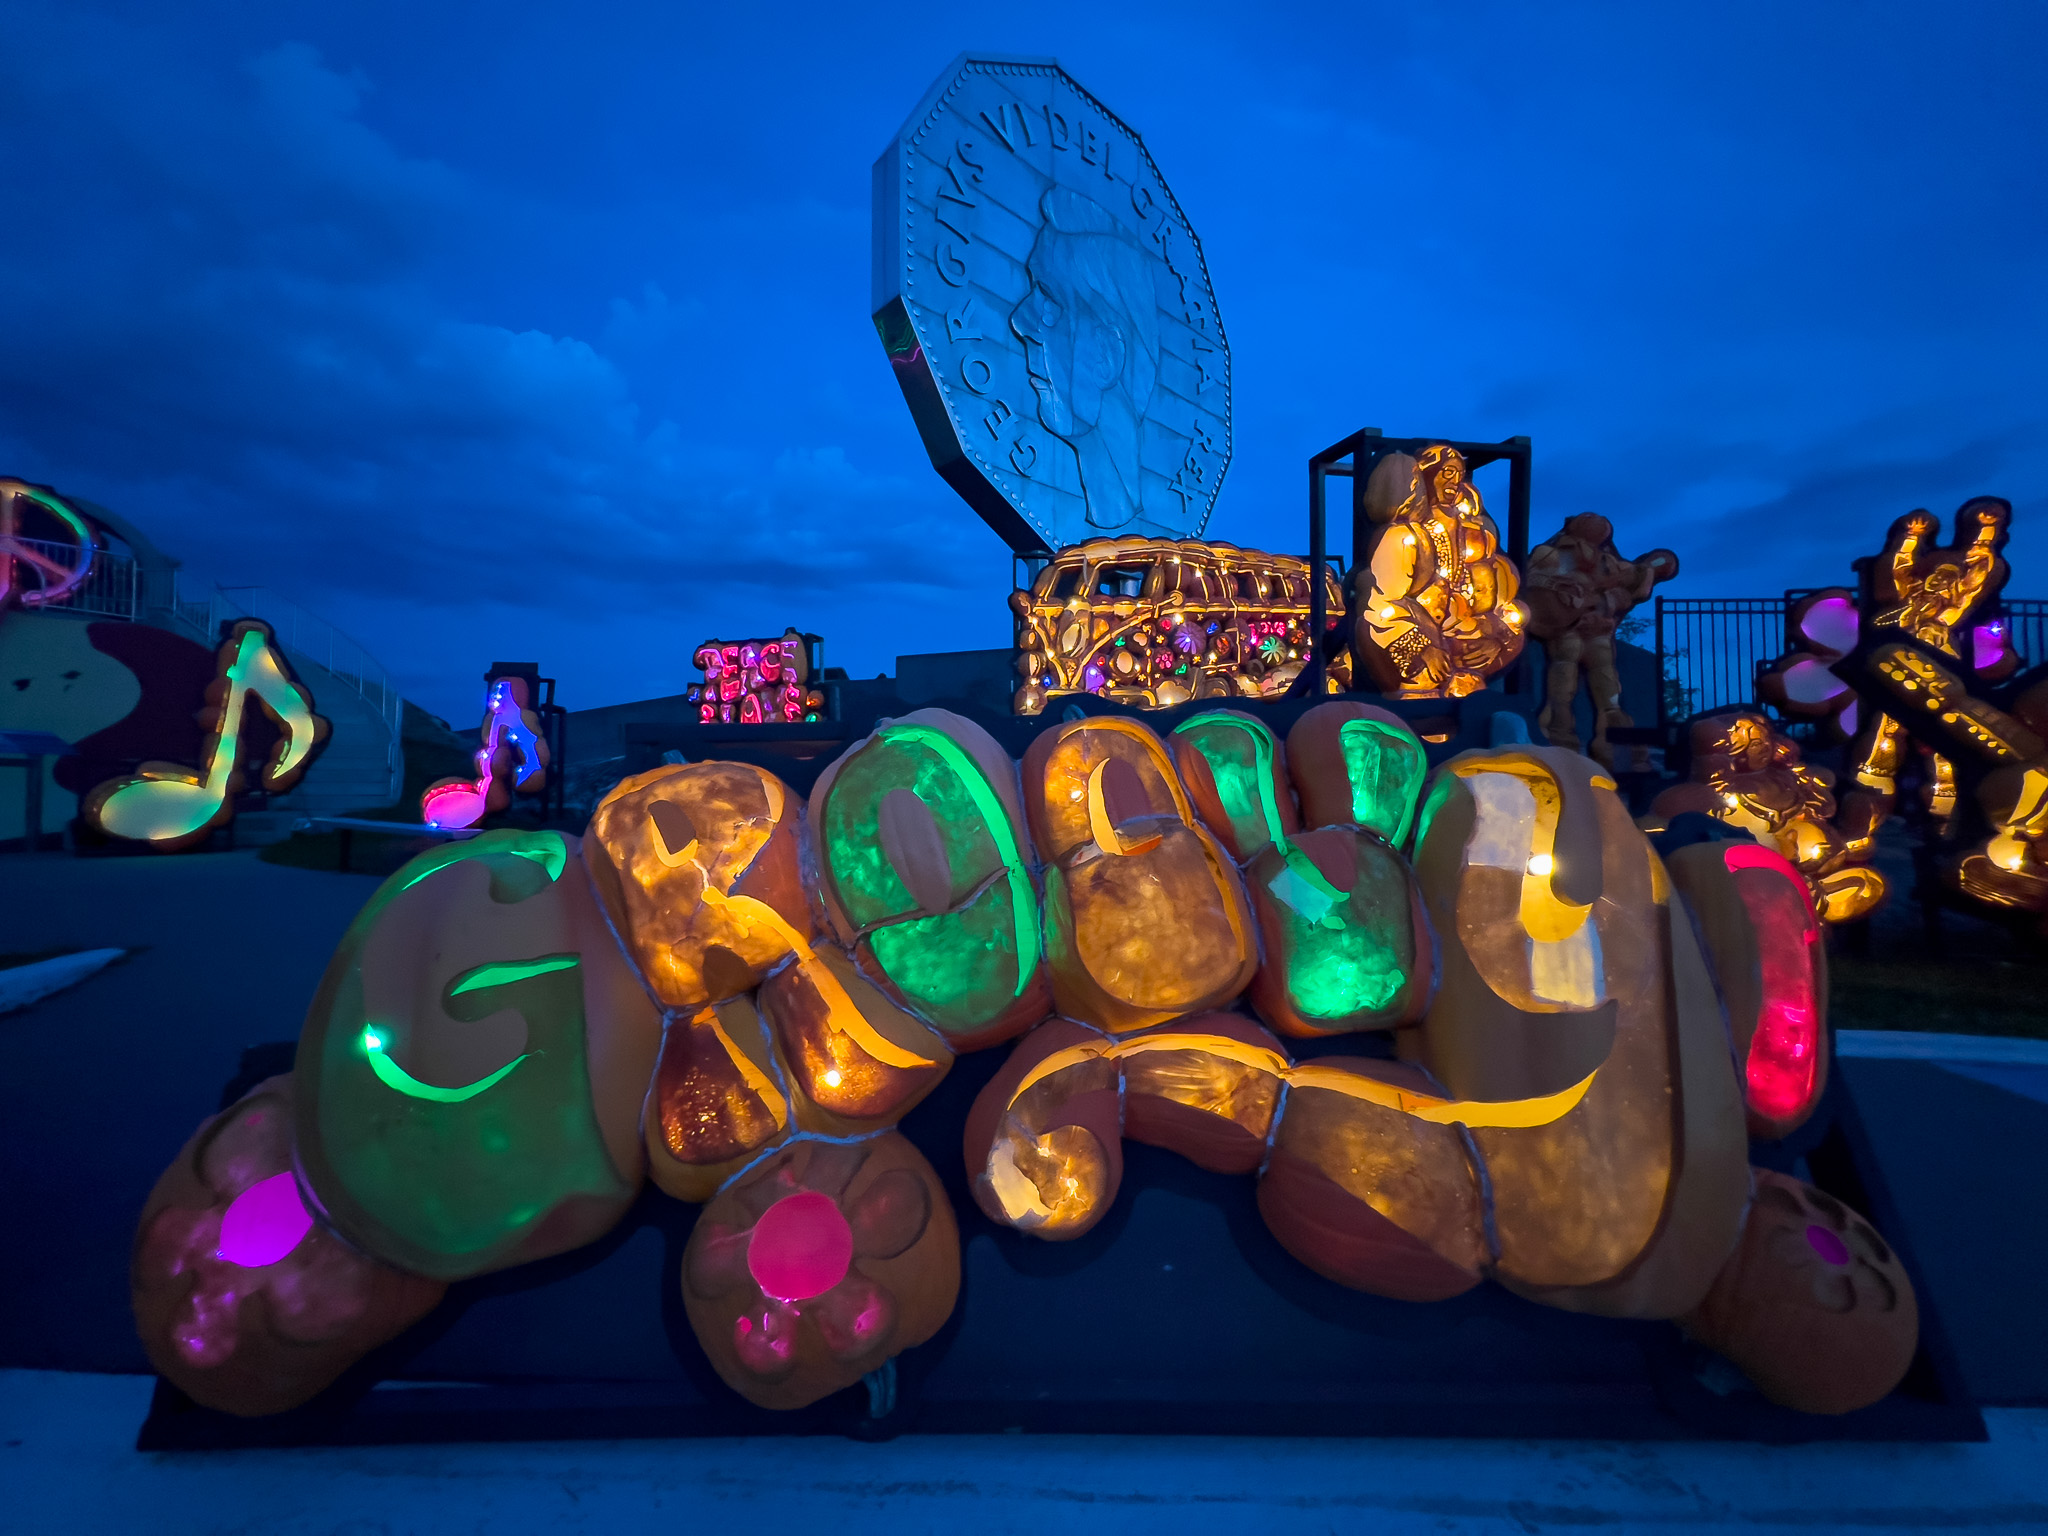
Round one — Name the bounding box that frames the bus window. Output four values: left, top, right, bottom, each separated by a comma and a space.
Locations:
1096, 565, 1151, 599
1047, 564, 1083, 602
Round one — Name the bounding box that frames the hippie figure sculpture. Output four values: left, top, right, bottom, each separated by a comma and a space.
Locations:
1350, 446, 1528, 699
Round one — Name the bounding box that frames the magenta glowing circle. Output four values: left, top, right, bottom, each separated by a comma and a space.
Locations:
217, 1171, 314, 1268
1805, 1223, 1851, 1267
747, 1191, 853, 1303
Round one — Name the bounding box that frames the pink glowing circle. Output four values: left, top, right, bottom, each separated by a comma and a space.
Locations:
1805, 1224, 1851, 1267
747, 1191, 852, 1303
217, 1171, 314, 1268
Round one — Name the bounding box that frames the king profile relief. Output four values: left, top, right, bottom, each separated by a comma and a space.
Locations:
1009, 186, 1161, 534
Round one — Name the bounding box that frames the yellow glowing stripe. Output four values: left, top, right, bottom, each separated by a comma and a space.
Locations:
1085, 760, 1164, 856
1286, 1062, 1598, 1127
1453, 756, 1591, 943
699, 882, 941, 1071
705, 1012, 789, 1132
1006, 1030, 1596, 1130
1075, 717, 1196, 823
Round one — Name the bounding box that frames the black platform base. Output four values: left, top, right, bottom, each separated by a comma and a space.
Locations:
138, 1040, 1985, 1450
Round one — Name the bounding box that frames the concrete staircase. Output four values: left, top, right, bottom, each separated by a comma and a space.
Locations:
265, 651, 403, 819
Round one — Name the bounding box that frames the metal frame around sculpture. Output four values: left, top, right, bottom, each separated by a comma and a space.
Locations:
1299, 430, 1533, 698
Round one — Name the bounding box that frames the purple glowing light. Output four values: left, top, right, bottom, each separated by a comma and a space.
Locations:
1081, 661, 1108, 693
1800, 595, 1859, 656
1805, 1224, 1851, 1267
1972, 621, 2011, 674
217, 1172, 314, 1268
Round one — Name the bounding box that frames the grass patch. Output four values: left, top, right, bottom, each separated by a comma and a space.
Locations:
1830, 953, 2048, 1039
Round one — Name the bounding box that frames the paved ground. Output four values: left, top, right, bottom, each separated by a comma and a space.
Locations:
5, 1372, 2046, 1534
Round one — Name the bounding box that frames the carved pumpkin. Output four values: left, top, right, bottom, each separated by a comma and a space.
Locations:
584, 761, 811, 1007
1681, 1169, 1919, 1415
1171, 707, 1435, 1038
683, 1132, 959, 1411
1257, 1053, 1488, 1302
1407, 747, 1749, 1316
294, 830, 660, 1279
1664, 839, 1830, 1139
809, 709, 1050, 1049
1284, 701, 1430, 847
1024, 716, 1255, 1033
643, 995, 793, 1203
132, 1076, 445, 1415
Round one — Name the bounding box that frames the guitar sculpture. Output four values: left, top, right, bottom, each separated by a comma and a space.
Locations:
133, 705, 1919, 1421
420, 677, 549, 829
84, 620, 331, 851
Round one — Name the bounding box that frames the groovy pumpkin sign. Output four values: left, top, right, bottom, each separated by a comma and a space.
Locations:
132, 706, 1914, 1421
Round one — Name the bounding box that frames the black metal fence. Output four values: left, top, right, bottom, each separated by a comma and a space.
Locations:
1653, 595, 2047, 730
1652, 598, 1791, 726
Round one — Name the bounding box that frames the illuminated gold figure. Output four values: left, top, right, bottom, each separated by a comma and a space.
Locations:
1853, 499, 2011, 820
1950, 675, 2048, 916
1649, 712, 1886, 923
1352, 445, 1526, 698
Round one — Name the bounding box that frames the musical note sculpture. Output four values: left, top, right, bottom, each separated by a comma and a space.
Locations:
83, 619, 331, 851
420, 677, 549, 830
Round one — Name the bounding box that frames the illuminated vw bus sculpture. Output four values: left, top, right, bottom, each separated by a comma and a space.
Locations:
1011, 538, 1351, 715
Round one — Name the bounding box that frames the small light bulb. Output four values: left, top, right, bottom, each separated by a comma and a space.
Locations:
364, 1029, 385, 1052
1380, 605, 1398, 620
823, 1069, 842, 1088
1403, 533, 1416, 546
1526, 853, 1554, 877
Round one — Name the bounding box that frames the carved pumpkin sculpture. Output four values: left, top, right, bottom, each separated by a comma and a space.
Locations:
131, 1074, 445, 1416
1651, 712, 1886, 923
134, 701, 1920, 1422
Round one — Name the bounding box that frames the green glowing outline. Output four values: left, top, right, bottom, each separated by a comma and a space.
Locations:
1338, 718, 1426, 848
1173, 714, 1287, 848
397, 830, 568, 893
448, 955, 580, 995
362, 1027, 530, 1103
876, 723, 1039, 992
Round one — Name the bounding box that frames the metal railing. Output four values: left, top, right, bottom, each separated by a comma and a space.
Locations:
1652, 598, 1790, 726
16, 536, 137, 619
2001, 600, 2048, 677
1654, 594, 2048, 730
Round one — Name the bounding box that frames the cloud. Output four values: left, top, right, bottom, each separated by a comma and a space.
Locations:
0, 9, 1005, 715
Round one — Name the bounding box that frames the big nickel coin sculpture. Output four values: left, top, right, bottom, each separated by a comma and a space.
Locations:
873, 54, 1232, 557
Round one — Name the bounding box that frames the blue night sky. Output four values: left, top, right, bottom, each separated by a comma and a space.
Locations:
3, 2, 2042, 724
